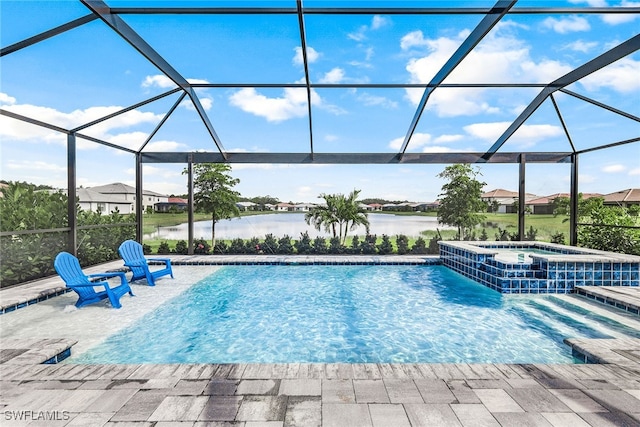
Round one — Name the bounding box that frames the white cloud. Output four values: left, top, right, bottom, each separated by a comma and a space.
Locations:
325, 134, 339, 142
0, 98, 163, 149
144, 140, 189, 152
356, 92, 398, 109
348, 15, 390, 41
142, 74, 175, 89
6, 160, 65, 172
0, 92, 17, 105
434, 134, 464, 144
293, 46, 319, 66
464, 121, 563, 147
319, 68, 345, 84
229, 88, 307, 122
403, 24, 573, 117
388, 132, 431, 150
296, 186, 314, 198
181, 96, 214, 111
579, 57, 640, 93
564, 40, 599, 53
542, 16, 590, 33
629, 167, 640, 175
602, 164, 626, 173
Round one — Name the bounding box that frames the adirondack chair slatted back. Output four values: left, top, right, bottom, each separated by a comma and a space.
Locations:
54, 252, 98, 300
118, 240, 146, 278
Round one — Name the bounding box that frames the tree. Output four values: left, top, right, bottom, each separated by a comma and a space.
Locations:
186, 163, 240, 248
305, 189, 370, 244
437, 164, 486, 240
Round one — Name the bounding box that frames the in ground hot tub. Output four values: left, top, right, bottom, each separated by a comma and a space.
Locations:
439, 241, 640, 294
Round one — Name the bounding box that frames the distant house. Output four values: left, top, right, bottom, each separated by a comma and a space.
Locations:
294, 203, 315, 212
236, 201, 257, 211
602, 188, 640, 208
88, 182, 168, 214
482, 189, 537, 213
366, 203, 383, 211
72, 188, 133, 215
526, 193, 601, 215
155, 197, 188, 213
275, 203, 294, 212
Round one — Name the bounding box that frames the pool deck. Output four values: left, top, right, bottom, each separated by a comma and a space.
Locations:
1, 256, 640, 426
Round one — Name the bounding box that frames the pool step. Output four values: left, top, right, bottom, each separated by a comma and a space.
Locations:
529, 297, 636, 340
548, 294, 640, 332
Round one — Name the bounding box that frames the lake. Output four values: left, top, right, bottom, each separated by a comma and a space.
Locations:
147, 213, 452, 240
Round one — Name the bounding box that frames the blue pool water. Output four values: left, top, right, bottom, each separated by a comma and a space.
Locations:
71, 265, 629, 364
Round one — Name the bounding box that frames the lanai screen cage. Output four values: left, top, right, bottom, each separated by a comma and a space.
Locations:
1, 1, 639, 270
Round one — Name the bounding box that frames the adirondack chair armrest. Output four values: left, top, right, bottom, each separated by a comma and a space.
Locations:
88, 272, 128, 284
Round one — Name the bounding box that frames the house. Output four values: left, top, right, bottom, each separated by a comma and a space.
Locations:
526, 193, 602, 215
482, 189, 537, 213
602, 188, 640, 208
71, 188, 133, 215
88, 182, 168, 214
366, 203, 383, 211
155, 197, 188, 213
275, 203, 295, 212
236, 201, 257, 211
294, 203, 315, 212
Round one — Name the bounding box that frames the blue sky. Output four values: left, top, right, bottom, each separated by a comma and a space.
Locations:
1, 0, 638, 203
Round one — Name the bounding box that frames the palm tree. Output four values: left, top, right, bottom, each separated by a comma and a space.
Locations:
305, 190, 369, 245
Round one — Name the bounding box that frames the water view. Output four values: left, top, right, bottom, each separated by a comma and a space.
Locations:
146, 213, 452, 240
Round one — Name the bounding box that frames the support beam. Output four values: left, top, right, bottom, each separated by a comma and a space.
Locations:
67, 134, 77, 255
518, 154, 526, 241
139, 92, 188, 152
482, 33, 640, 160
140, 151, 573, 165
1, 14, 97, 57
297, 0, 315, 157
399, 0, 516, 157
550, 94, 576, 153
135, 153, 143, 243
187, 154, 194, 255
559, 88, 640, 123
570, 154, 579, 246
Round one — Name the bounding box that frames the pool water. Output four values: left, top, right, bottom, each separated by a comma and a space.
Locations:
71, 265, 630, 364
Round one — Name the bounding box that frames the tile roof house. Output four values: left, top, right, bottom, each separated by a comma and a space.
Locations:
526, 193, 602, 215
602, 188, 640, 208
155, 197, 188, 213
75, 188, 133, 215
481, 189, 538, 213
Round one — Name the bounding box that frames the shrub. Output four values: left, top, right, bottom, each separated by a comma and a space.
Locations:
479, 229, 488, 241
142, 243, 152, 255
360, 234, 377, 254
427, 236, 440, 254
295, 232, 313, 254
495, 228, 510, 241
245, 237, 261, 254
175, 240, 188, 254
377, 234, 393, 255
550, 232, 566, 245
194, 238, 211, 254
157, 241, 171, 254
396, 235, 409, 255
328, 236, 345, 254
525, 226, 538, 241
349, 235, 361, 254
277, 235, 294, 254
229, 238, 246, 254
213, 240, 228, 254
411, 237, 427, 254
312, 236, 328, 254
261, 234, 278, 254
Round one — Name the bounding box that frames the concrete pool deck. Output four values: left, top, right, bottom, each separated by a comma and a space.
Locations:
1, 256, 639, 426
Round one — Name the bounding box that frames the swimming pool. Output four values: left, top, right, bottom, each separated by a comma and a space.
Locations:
70, 265, 637, 365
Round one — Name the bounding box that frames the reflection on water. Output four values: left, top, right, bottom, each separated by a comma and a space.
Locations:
146, 213, 452, 240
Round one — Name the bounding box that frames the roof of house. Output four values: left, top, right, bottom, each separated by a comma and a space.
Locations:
603, 188, 640, 203
89, 182, 166, 197
75, 188, 130, 204
527, 192, 603, 205
168, 197, 188, 204
482, 189, 518, 198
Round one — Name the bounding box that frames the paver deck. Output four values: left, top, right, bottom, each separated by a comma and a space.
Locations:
1, 256, 640, 425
